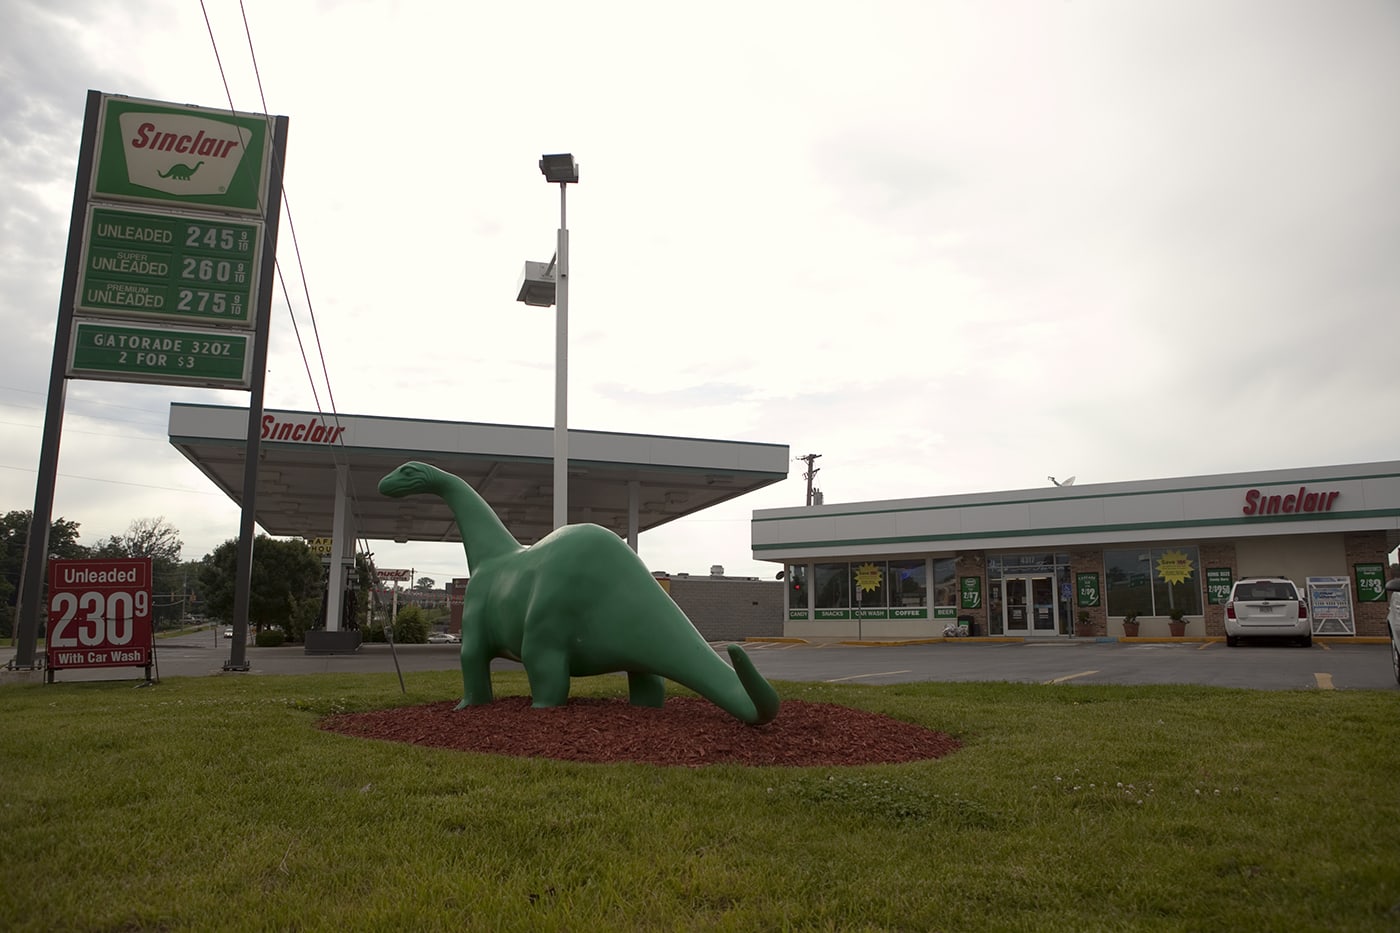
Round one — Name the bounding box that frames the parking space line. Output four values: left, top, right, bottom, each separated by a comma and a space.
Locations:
1045, 670, 1098, 684
824, 670, 912, 682
1314, 673, 1335, 690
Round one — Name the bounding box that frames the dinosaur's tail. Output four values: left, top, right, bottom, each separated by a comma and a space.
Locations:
726, 644, 780, 726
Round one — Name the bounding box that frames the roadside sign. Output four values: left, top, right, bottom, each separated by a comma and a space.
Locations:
76, 205, 261, 327
46, 558, 153, 679
377, 569, 413, 582
91, 95, 272, 214
68, 319, 251, 389
1306, 576, 1355, 636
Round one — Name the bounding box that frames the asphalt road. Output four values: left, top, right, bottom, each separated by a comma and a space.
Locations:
5, 631, 1396, 692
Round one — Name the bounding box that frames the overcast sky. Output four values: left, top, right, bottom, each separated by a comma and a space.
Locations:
2, 0, 1398, 585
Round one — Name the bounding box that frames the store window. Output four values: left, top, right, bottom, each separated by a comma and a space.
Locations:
814, 562, 850, 609
808, 560, 933, 612
888, 559, 927, 607
1104, 546, 1203, 617
932, 558, 957, 614
851, 561, 887, 608
786, 564, 809, 611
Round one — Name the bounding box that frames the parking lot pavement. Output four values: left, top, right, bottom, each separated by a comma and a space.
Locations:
4, 634, 1395, 691
732, 639, 1398, 692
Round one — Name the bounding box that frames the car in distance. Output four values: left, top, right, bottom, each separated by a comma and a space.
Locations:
1224, 576, 1310, 647
1385, 578, 1400, 684
427, 632, 460, 644
223, 627, 234, 639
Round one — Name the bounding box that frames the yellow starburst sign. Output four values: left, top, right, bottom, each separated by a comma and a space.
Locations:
1155, 550, 1195, 585
854, 563, 884, 593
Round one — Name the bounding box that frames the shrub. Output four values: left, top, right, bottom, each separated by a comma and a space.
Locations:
255, 629, 286, 647
392, 605, 429, 644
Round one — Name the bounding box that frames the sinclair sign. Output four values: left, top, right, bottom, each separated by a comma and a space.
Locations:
90, 95, 273, 214
62, 92, 282, 392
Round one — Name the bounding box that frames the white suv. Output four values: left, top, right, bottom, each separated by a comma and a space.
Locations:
1385, 578, 1400, 684
1224, 576, 1310, 647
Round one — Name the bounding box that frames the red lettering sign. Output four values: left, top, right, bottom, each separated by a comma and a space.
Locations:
46, 559, 153, 670
1241, 487, 1340, 516
260, 414, 346, 445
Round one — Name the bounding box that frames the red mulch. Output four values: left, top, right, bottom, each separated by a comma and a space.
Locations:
318, 696, 961, 767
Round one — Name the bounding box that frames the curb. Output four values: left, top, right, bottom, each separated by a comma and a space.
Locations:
746, 635, 1391, 647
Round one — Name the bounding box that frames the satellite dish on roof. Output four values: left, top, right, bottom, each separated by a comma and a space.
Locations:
1048, 475, 1077, 487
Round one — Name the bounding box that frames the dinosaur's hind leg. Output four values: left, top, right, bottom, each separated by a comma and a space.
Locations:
627, 671, 665, 707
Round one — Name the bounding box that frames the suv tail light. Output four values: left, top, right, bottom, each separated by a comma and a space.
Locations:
1299, 602, 1308, 619
1226, 602, 1236, 620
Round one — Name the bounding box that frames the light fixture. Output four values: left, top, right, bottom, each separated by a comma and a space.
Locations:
538, 153, 579, 183
516, 258, 557, 307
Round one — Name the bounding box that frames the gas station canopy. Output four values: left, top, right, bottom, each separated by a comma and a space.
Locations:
168, 403, 790, 547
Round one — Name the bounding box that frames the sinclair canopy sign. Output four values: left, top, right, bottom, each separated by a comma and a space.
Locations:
91, 95, 273, 214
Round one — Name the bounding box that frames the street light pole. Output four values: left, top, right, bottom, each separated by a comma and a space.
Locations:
553, 180, 569, 532
516, 156, 578, 532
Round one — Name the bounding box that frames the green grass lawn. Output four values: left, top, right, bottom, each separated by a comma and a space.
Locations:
2, 672, 1397, 931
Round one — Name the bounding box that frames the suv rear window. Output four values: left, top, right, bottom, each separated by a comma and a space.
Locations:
1235, 582, 1297, 601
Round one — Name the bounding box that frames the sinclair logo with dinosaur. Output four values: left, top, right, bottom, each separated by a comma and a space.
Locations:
91, 94, 272, 214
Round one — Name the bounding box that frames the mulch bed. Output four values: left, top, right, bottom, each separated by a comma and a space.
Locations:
318, 696, 961, 767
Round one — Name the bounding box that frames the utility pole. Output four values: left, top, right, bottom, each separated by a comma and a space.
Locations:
797, 453, 822, 506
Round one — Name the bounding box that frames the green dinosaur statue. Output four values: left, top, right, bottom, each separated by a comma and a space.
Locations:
378, 461, 780, 725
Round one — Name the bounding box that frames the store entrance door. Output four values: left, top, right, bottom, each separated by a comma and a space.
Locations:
1004, 575, 1059, 636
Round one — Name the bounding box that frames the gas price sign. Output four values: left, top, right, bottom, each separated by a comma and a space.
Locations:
46, 558, 153, 672
76, 205, 262, 328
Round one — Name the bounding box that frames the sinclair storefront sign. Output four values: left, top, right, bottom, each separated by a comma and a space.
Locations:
91, 95, 273, 214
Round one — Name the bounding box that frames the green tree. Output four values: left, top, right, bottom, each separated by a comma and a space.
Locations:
0, 511, 88, 638
414, 576, 435, 592
92, 517, 184, 630
198, 536, 323, 642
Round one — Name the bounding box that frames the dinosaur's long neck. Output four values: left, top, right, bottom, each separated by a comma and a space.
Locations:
429, 468, 521, 571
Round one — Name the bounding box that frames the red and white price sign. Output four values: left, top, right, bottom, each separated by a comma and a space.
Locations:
46, 558, 153, 669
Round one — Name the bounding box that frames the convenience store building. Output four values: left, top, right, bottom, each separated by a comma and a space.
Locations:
752, 461, 1400, 640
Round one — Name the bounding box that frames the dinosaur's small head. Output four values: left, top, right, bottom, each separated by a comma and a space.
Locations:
379, 461, 438, 498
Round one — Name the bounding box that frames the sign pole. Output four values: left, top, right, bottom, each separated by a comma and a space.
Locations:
12, 91, 102, 670
225, 113, 288, 672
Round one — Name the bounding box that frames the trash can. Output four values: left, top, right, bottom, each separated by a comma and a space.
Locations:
958, 614, 976, 637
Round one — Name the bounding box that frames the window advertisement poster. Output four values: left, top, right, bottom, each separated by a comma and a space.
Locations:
959, 576, 982, 609
1206, 568, 1233, 605
1353, 563, 1386, 603
1075, 572, 1101, 607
